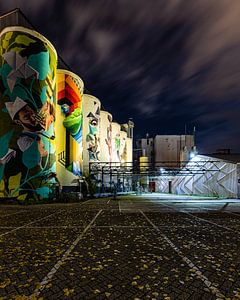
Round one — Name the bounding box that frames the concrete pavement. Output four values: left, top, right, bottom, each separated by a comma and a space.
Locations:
0, 195, 240, 299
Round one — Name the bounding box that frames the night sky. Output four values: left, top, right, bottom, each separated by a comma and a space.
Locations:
1, 0, 240, 153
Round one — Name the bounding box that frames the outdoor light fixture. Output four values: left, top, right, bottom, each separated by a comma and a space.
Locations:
159, 167, 166, 175
190, 146, 198, 159
190, 151, 196, 159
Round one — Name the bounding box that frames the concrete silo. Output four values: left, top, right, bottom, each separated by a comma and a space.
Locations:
111, 122, 121, 165
0, 26, 57, 201
99, 110, 112, 164
82, 94, 101, 173
55, 69, 84, 190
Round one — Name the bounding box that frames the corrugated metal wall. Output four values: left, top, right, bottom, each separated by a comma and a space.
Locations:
156, 155, 238, 198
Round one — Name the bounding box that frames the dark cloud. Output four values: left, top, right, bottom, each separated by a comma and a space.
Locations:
1, 0, 240, 152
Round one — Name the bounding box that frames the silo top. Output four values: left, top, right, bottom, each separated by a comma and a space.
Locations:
100, 110, 112, 119
83, 94, 101, 106
0, 26, 57, 59
57, 69, 84, 96
112, 121, 121, 130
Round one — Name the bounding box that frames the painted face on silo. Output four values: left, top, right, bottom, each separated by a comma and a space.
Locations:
120, 137, 127, 162
86, 103, 100, 161
106, 114, 112, 162
0, 29, 57, 201
89, 116, 98, 134
115, 133, 121, 161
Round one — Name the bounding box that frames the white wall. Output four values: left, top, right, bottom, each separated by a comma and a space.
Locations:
156, 155, 238, 198
154, 135, 195, 166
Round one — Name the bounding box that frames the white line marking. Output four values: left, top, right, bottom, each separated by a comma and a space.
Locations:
75, 208, 169, 212
140, 210, 225, 299
92, 225, 150, 228
0, 210, 27, 218
118, 201, 121, 213
224, 211, 240, 217
200, 207, 240, 217
30, 209, 102, 298
181, 210, 235, 232
0, 226, 86, 229
0, 212, 60, 238
1, 224, 227, 229
156, 202, 235, 232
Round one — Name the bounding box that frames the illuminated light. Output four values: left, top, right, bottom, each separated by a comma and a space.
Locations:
190, 151, 196, 159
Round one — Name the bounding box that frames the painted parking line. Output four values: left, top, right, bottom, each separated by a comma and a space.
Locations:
181, 210, 235, 232
92, 225, 206, 228
224, 211, 240, 217
0, 210, 27, 218
156, 202, 235, 232
0, 224, 210, 229
30, 209, 102, 299
140, 210, 225, 299
199, 207, 240, 217
93, 225, 150, 228
118, 201, 122, 213
0, 211, 60, 238
0, 226, 86, 229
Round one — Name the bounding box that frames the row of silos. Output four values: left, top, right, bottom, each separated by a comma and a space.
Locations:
0, 26, 133, 201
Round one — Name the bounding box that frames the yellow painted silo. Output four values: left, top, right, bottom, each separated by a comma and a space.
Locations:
139, 156, 149, 173
56, 69, 84, 188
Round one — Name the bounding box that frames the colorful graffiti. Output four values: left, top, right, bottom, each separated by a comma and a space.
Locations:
115, 133, 121, 162
86, 100, 100, 161
120, 134, 127, 163
105, 114, 112, 162
0, 27, 57, 201
56, 70, 83, 176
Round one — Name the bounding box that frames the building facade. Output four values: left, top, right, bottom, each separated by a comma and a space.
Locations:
135, 134, 196, 192
137, 134, 196, 168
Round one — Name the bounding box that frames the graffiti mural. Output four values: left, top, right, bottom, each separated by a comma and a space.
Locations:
56, 70, 83, 176
111, 122, 121, 163
119, 131, 127, 163
86, 99, 100, 162
105, 114, 112, 162
99, 111, 112, 163
0, 27, 57, 201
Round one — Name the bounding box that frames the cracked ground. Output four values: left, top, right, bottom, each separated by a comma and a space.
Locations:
0, 194, 240, 299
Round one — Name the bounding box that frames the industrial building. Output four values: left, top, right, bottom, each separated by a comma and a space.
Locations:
136, 133, 197, 168
0, 9, 133, 201
135, 134, 240, 198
